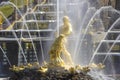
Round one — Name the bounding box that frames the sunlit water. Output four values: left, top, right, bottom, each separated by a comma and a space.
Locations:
59, 0, 120, 79
0, 0, 120, 79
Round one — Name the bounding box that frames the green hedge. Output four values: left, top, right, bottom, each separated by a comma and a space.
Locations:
0, 5, 14, 22
10, 0, 34, 8
0, 0, 34, 22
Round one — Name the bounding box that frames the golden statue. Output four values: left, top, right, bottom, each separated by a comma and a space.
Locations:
49, 16, 73, 67
59, 16, 72, 37
60, 16, 73, 66
49, 34, 65, 67
49, 34, 73, 67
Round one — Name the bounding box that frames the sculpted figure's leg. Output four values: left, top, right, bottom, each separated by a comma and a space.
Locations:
62, 45, 73, 65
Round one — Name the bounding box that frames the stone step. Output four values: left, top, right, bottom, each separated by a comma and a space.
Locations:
13, 20, 56, 29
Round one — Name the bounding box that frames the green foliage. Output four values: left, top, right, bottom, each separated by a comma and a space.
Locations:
0, 0, 34, 22
10, 0, 34, 8
0, 5, 14, 21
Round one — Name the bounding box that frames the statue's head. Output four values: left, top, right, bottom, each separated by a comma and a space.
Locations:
54, 34, 65, 44
59, 34, 65, 38
63, 16, 70, 23
59, 34, 65, 39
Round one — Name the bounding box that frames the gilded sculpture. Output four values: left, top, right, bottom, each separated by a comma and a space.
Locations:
49, 16, 73, 67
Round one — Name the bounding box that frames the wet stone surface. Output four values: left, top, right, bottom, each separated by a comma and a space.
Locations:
9, 67, 94, 80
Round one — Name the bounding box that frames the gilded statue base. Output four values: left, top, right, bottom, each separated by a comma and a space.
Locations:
9, 62, 104, 80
